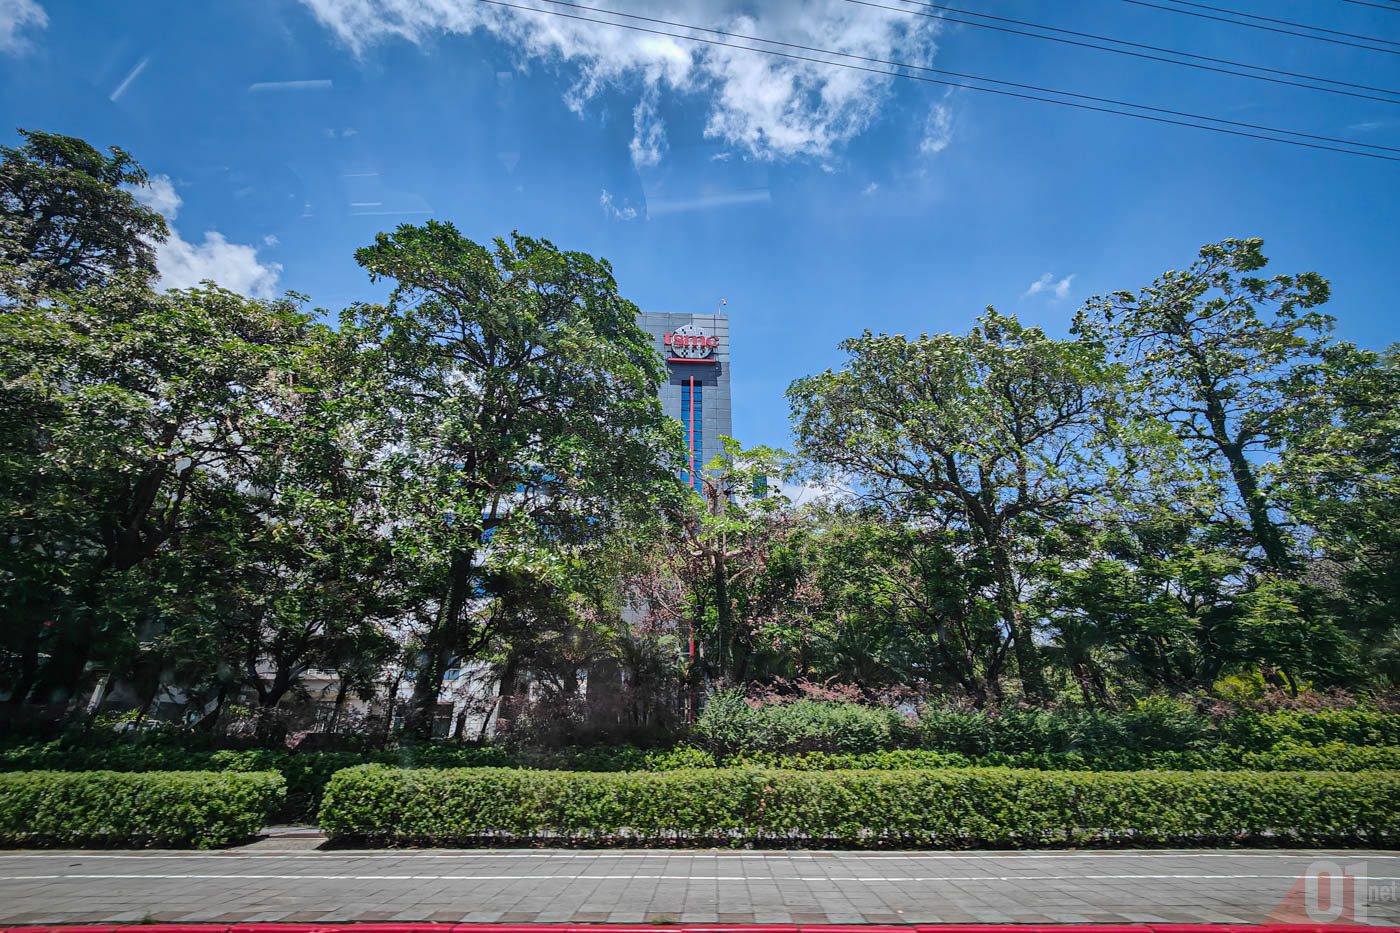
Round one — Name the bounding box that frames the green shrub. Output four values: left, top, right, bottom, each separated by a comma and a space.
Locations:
319, 764, 1399, 848
1241, 740, 1400, 772
720, 749, 970, 770
1219, 710, 1400, 749
676, 745, 1400, 772
692, 691, 913, 754
0, 770, 285, 848
917, 699, 1212, 756
0, 743, 515, 821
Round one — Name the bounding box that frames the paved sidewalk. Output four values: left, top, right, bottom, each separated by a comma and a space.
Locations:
0, 848, 1396, 926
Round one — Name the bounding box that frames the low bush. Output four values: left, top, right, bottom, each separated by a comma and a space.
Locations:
691, 691, 914, 754
0, 743, 512, 821
1240, 740, 1400, 772
916, 699, 1214, 756
318, 764, 1400, 848
1219, 710, 1400, 749
720, 749, 967, 770
0, 770, 285, 848
694, 698, 1400, 758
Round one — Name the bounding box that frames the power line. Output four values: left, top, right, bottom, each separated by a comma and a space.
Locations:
497, 0, 1400, 155
1343, 0, 1400, 10
1118, 0, 1400, 53
472, 0, 1400, 162
848, 0, 1400, 104
883, 0, 1400, 97
1165, 0, 1400, 46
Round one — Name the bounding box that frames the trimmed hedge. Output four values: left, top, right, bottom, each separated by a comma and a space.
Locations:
318, 764, 1400, 848
692, 698, 1400, 757
692, 692, 912, 754
1220, 710, 1400, 749
0, 744, 513, 820
0, 770, 285, 848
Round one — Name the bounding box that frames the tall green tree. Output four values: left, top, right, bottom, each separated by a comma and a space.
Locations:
788, 309, 1123, 702
146, 324, 402, 731
1278, 342, 1400, 682
0, 130, 167, 298
344, 223, 683, 735
1075, 238, 1332, 572
0, 281, 315, 705
806, 512, 1010, 706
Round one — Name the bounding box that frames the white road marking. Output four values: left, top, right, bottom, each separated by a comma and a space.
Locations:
2, 851, 1396, 861
0, 872, 1397, 883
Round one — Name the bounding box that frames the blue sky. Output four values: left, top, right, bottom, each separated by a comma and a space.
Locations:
2, 0, 1397, 450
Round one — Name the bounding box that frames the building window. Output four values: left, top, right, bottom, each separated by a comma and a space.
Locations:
681, 379, 703, 491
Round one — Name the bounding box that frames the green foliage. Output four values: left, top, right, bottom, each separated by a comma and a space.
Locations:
691, 692, 913, 754
345, 223, 686, 734
1278, 342, 1400, 681
1077, 237, 1332, 573
1217, 709, 1400, 748
4, 125, 1397, 741
1, 128, 168, 296
0, 743, 515, 820
319, 764, 1399, 847
715, 745, 1398, 773
788, 309, 1126, 701
918, 699, 1212, 756
1240, 740, 1400, 772
0, 770, 284, 848
0, 278, 365, 711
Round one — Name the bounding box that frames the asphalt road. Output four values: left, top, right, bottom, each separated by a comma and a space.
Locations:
0, 847, 1397, 926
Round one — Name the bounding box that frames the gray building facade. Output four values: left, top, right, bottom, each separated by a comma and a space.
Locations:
637, 311, 732, 491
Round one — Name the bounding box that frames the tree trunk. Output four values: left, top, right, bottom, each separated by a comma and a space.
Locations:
988, 545, 1047, 702
329, 676, 350, 732
1195, 368, 1292, 571
7, 622, 41, 707
194, 683, 229, 733
1220, 437, 1292, 571
408, 547, 475, 738
712, 553, 734, 682
491, 651, 524, 739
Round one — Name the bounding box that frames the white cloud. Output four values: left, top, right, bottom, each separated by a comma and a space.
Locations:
0, 0, 46, 54
133, 174, 183, 220
1024, 272, 1076, 301
158, 231, 282, 299
133, 175, 282, 298
110, 57, 149, 103
599, 188, 637, 221
295, 0, 940, 162
773, 475, 852, 507
862, 181, 879, 195
247, 79, 334, 92
647, 187, 769, 216
920, 98, 954, 155
629, 84, 666, 169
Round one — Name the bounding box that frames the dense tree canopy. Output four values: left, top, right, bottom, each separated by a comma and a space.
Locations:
344, 222, 684, 734
788, 310, 1124, 700
0, 129, 167, 298
1, 128, 1395, 742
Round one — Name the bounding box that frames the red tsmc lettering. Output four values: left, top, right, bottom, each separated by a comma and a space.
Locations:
664, 333, 720, 348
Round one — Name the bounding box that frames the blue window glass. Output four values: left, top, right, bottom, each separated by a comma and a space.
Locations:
681, 381, 704, 491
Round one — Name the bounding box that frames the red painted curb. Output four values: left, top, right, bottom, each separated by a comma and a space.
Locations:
0, 918, 1388, 924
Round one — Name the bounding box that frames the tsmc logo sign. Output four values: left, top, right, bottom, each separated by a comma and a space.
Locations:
664, 324, 719, 359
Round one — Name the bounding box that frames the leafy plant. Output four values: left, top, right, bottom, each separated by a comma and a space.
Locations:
0, 770, 284, 848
